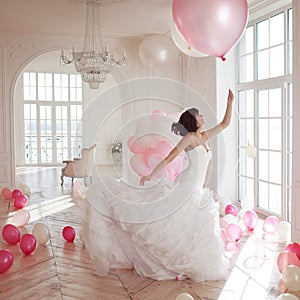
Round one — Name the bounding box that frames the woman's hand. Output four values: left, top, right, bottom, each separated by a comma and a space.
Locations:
140, 175, 152, 186
227, 89, 234, 103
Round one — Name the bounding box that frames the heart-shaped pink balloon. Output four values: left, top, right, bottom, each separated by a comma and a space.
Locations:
172, 0, 248, 59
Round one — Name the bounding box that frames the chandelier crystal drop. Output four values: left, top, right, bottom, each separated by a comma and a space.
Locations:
61, 0, 126, 89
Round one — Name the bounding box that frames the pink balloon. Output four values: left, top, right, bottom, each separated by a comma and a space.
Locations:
1, 187, 12, 200
226, 223, 242, 242
2, 224, 21, 245
225, 204, 239, 217
172, 0, 248, 59
130, 154, 151, 177
243, 210, 258, 231
127, 136, 146, 154
0, 249, 14, 273
220, 217, 230, 230
20, 233, 36, 255
156, 140, 173, 157
151, 109, 167, 121
13, 194, 28, 209
12, 189, 23, 199
221, 228, 228, 244
263, 216, 280, 234
62, 226, 76, 242
285, 242, 300, 260
277, 251, 300, 273
143, 148, 159, 168
11, 209, 30, 227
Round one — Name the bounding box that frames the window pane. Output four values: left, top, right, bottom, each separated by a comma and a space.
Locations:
269, 89, 281, 117
246, 155, 254, 178
246, 178, 254, 203
258, 90, 269, 117
246, 119, 254, 145
238, 54, 254, 83
239, 148, 246, 175
257, 50, 269, 80
270, 13, 284, 46
288, 9, 293, 41
257, 19, 269, 50
239, 119, 246, 147
269, 119, 281, 150
269, 152, 282, 184
258, 181, 268, 210
238, 91, 246, 117
269, 184, 281, 215
258, 119, 268, 149
258, 150, 268, 181
245, 90, 254, 117
288, 42, 293, 74
270, 45, 284, 77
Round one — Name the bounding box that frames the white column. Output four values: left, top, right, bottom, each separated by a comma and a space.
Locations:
292, 0, 300, 243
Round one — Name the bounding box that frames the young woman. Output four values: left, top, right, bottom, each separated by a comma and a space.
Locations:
140, 89, 234, 186
80, 89, 234, 282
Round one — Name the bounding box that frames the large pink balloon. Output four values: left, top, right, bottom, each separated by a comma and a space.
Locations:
130, 154, 151, 177
11, 209, 30, 227
285, 242, 300, 260
127, 136, 146, 154
226, 223, 242, 242
263, 216, 280, 234
20, 233, 36, 255
1, 187, 12, 200
156, 140, 173, 157
277, 251, 300, 273
225, 204, 239, 217
2, 224, 21, 245
13, 194, 28, 209
62, 226, 76, 242
243, 210, 258, 231
172, 0, 248, 59
0, 249, 14, 273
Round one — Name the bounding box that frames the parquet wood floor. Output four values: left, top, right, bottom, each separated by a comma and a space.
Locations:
0, 166, 299, 299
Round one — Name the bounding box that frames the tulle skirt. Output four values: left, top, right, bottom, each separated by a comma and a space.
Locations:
80, 173, 229, 281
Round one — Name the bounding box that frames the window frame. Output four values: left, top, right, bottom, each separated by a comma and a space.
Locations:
236, 5, 292, 220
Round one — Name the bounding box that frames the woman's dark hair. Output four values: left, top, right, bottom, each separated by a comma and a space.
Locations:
171, 108, 199, 136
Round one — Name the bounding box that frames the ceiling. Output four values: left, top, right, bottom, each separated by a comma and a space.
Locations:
0, 0, 261, 38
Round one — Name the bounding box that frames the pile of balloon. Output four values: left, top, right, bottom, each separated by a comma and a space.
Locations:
128, 110, 189, 183
219, 202, 292, 252
138, 0, 249, 68
276, 242, 300, 296
219, 200, 300, 298
0, 186, 76, 274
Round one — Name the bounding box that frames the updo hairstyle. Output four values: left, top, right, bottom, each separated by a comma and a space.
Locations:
171, 108, 199, 136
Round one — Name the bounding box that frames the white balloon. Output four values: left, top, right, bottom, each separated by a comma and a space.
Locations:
246, 143, 257, 158
222, 214, 237, 224
170, 22, 207, 58
175, 293, 194, 300
277, 221, 291, 243
276, 293, 299, 300
138, 35, 179, 67
32, 223, 50, 245
282, 265, 300, 292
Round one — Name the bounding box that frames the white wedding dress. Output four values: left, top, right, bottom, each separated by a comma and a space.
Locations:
80, 145, 229, 281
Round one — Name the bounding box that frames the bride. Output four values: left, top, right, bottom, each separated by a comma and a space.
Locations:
80, 89, 234, 282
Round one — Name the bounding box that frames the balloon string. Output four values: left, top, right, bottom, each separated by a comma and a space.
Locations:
184, 55, 191, 108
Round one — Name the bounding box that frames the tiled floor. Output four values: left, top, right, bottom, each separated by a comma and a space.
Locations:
0, 166, 299, 299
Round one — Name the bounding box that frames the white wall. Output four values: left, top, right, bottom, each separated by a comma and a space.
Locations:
0, 29, 238, 204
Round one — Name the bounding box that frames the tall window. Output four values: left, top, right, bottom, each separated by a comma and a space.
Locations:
23, 72, 83, 165
237, 7, 292, 220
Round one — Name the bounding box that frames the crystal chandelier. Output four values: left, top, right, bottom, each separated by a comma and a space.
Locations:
61, 0, 126, 89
